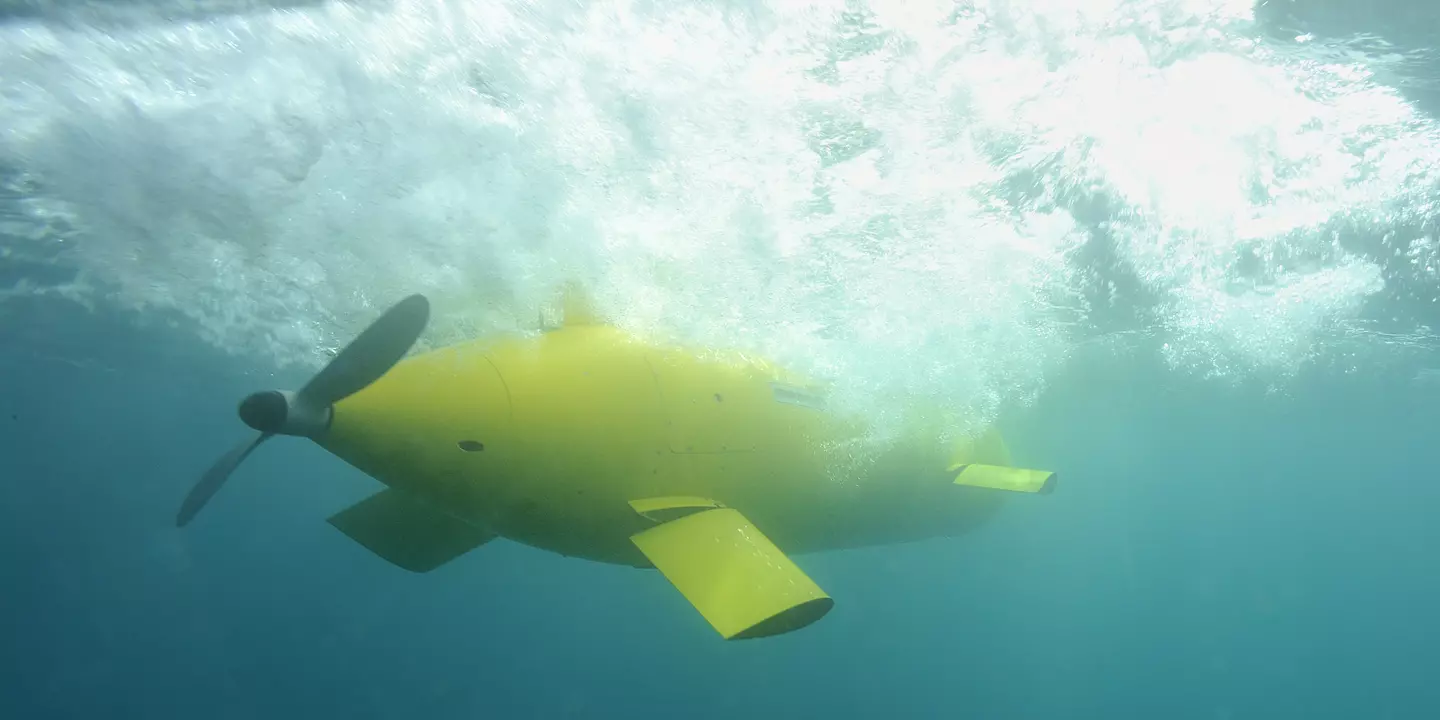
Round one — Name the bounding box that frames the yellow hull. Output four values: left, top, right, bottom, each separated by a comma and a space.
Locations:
319, 323, 1032, 567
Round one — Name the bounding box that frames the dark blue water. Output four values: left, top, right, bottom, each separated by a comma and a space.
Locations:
5, 296, 1438, 719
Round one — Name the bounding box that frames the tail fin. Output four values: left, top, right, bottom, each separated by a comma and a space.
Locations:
947, 425, 1057, 495
951, 464, 1057, 494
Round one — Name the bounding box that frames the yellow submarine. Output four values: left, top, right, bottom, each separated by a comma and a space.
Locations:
177, 288, 1057, 640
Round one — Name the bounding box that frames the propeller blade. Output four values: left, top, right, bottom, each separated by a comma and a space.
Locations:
176, 294, 429, 528
297, 294, 430, 406
176, 432, 271, 527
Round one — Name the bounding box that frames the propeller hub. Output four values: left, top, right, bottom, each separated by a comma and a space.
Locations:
237, 390, 332, 437
238, 391, 288, 433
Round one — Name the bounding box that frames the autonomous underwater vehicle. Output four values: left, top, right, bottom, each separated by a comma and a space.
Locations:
177, 289, 1057, 640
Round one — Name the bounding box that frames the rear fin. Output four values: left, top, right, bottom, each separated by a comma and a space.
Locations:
951, 464, 1057, 494
946, 425, 1056, 494
327, 489, 496, 572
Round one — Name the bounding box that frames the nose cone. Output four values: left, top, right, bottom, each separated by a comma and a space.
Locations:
316, 343, 512, 495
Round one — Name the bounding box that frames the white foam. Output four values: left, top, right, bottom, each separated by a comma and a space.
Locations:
2, 0, 1437, 443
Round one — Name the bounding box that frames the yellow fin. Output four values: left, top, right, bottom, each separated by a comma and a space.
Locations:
630, 503, 833, 640
951, 464, 1057, 494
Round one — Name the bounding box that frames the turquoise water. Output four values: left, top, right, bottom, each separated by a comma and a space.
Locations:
4, 1, 1440, 717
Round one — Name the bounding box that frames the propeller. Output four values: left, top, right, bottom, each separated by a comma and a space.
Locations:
176, 294, 431, 527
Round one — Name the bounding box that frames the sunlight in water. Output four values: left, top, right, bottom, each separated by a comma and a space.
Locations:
2, 0, 1438, 440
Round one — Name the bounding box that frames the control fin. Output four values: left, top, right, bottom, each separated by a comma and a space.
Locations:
951, 464, 1057, 494
628, 497, 833, 640
327, 489, 496, 572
